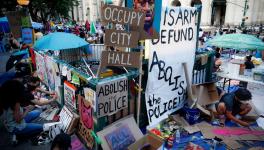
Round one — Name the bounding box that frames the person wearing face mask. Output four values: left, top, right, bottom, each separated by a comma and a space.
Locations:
215, 88, 252, 127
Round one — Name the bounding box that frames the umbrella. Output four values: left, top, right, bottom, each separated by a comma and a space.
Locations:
6, 50, 29, 71
207, 34, 264, 50
34, 32, 89, 51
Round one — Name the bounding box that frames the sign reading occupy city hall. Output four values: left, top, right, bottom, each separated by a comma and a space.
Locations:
145, 6, 198, 126
101, 4, 145, 48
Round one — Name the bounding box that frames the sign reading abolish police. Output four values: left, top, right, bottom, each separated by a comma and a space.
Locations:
145, 6, 197, 126
96, 77, 128, 118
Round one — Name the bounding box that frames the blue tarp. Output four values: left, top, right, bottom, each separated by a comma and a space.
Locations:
0, 17, 10, 33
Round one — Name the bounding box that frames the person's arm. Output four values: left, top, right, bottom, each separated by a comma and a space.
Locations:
13, 103, 31, 123
226, 111, 249, 126
36, 87, 55, 95
31, 94, 57, 106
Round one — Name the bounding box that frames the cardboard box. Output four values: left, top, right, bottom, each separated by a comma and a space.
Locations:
97, 115, 143, 150
128, 134, 163, 150
192, 83, 219, 106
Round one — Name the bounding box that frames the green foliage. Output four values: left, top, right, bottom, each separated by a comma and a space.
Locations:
0, 0, 79, 22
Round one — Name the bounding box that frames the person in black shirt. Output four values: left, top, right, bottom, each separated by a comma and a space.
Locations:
244, 55, 255, 69
215, 88, 252, 127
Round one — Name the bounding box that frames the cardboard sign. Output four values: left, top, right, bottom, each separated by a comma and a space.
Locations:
101, 4, 145, 28
59, 106, 80, 134
105, 124, 136, 150
78, 95, 94, 149
44, 56, 58, 91
71, 134, 86, 150
22, 28, 33, 44
100, 51, 141, 68
96, 77, 128, 118
105, 29, 139, 48
84, 88, 97, 111
64, 81, 77, 110
6, 11, 22, 38
97, 115, 143, 150
35, 52, 48, 85
145, 6, 197, 126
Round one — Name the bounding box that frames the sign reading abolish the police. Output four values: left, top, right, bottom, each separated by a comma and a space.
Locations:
101, 4, 145, 28
145, 6, 197, 126
100, 51, 141, 68
96, 77, 128, 118
105, 29, 139, 48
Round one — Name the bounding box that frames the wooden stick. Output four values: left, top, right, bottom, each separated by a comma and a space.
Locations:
137, 46, 143, 125
182, 62, 195, 101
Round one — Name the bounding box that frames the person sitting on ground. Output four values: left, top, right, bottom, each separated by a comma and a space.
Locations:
50, 133, 71, 150
24, 76, 57, 106
213, 53, 222, 72
0, 80, 43, 137
215, 88, 252, 127
244, 55, 255, 70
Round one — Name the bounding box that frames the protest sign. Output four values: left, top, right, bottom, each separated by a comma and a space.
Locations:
97, 115, 143, 150
145, 6, 197, 126
6, 11, 22, 38
22, 28, 33, 44
78, 95, 94, 149
84, 88, 97, 111
21, 16, 32, 27
105, 29, 139, 48
101, 4, 145, 28
105, 124, 135, 150
71, 134, 86, 150
100, 51, 141, 68
64, 81, 77, 110
35, 52, 48, 85
96, 77, 128, 118
44, 56, 58, 91
126, 0, 162, 39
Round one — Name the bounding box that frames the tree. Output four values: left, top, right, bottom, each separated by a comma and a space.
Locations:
0, 0, 79, 23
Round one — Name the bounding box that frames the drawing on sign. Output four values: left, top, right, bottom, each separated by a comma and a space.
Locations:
35, 52, 48, 85
127, 0, 162, 39
22, 28, 33, 44
105, 29, 139, 48
84, 88, 97, 111
96, 77, 128, 118
145, 6, 197, 126
45, 56, 57, 91
78, 95, 94, 149
100, 51, 141, 69
105, 124, 136, 150
71, 134, 86, 150
64, 81, 77, 110
79, 95, 94, 129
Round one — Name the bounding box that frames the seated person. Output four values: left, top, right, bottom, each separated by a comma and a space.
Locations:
244, 55, 255, 70
24, 76, 57, 106
215, 88, 252, 127
51, 133, 71, 150
213, 53, 222, 72
0, 80, 43, 138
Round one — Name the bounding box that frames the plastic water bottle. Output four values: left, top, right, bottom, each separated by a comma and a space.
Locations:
175, 130, 180, 143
